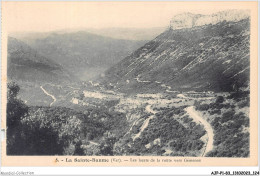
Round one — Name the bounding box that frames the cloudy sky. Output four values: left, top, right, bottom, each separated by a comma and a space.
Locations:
2, 1, 254, 33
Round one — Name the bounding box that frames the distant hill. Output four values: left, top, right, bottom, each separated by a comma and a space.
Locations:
8, 37, 74, 84
11, 27, 165, 41
84, 27, 166, 41
102, 16, 250, 93
11, 31, 147, 81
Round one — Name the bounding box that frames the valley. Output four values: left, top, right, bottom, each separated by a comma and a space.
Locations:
15, 77, 248, 157
6, 10, 250, 157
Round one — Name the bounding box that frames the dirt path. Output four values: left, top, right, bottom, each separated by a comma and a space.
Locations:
123, 119, 139, 138
40, 85, 57, 106
133, 105, 156, 141
89, 141, 98, 145
145, 104, 157, 114
185, 106, 214, 156
177, 93, 214, 100
135, 77, 151, 83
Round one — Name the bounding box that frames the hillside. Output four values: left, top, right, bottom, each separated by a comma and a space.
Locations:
102, 17, 250, 93
14, 31, 146, 81
8, 37, 74, 84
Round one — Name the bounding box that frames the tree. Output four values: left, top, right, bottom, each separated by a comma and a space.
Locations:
7, 82, 28, 128
99, 132, 117, 156
6, 82, 28, 155
215, 96, 224, 104
79, 92, 84, 100
232, 81, 240, 93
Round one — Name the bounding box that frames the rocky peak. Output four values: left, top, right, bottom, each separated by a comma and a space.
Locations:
170, 10, 250, 30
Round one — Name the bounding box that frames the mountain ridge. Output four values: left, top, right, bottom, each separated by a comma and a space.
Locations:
170, 10, 250, 30
14, 31, 147, 81
7, 37, 75, 84
101, 17, 250, 93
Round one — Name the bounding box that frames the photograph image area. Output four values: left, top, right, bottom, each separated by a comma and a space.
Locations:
1, 2, 258, 165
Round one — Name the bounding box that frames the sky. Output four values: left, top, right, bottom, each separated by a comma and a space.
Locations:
2, 1, 255, 33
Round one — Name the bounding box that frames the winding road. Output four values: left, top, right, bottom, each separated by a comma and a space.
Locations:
185, 106, 214, 156
135, 77, 151, 83
129, 94, 214, 156
177, 93, 214, 100
145, 104, 157, 114
89, 141, 98, 145
124, 118, 139, 138
124, 73, 215, 155
133, 105, 156, 141
40, 85, 57, 106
